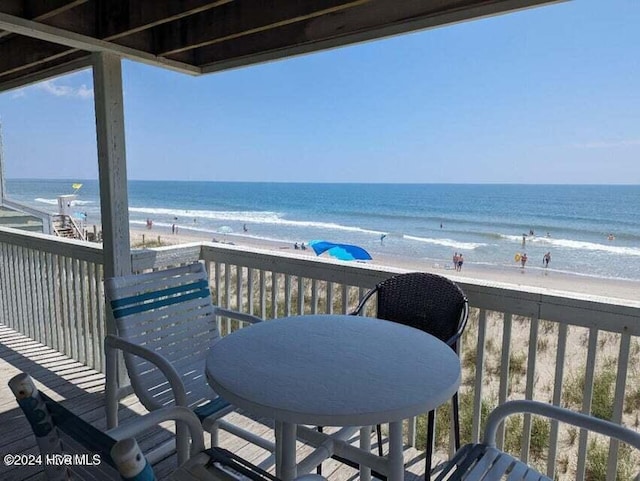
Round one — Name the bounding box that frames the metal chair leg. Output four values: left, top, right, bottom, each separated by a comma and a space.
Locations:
424, 410, 435, 481
452, 393, 461, 451
376, 424, 384, 456
316, 426, 323, 474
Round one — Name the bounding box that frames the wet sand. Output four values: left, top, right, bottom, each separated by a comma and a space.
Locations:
130, 227, 640, 305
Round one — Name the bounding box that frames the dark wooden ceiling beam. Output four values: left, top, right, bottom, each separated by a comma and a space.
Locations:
0, 1, 87, 39
0, 12, 199, 75
0, 0, 227, 79
0, 2, 95, 78
154, 0, 370, 56
23, 0, 88, 21
190, 0, 460, 64
0, 36, 71, 78
25, 0, 231, 40
0, 1, 23, 16
0, 51, 91, 92
96, 0, 233, 40
195, 0, 560, 72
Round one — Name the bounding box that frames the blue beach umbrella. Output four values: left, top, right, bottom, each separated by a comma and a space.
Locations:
308, 240, 372, 261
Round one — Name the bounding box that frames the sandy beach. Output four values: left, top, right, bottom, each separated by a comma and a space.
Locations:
130, 226, 640, 304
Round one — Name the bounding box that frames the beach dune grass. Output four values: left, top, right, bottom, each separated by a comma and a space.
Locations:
586, 440, 636, 481
131, 232, 169, 248
563, 367, 616, 421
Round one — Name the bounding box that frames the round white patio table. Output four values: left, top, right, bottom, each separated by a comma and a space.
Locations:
205, 314, 461, 481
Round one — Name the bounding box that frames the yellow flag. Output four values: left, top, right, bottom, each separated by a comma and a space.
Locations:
72, 183, 83, 190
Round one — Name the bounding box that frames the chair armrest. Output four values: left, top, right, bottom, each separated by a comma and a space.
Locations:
214, 307, 262, 325
445, 299, 470, 348
351, 287, 378, 316
483, 400, 640, 451
105, 334, 188, 407
107, 406, 205, 456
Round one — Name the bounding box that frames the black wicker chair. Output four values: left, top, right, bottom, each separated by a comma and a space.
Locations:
352, 272, 469, 480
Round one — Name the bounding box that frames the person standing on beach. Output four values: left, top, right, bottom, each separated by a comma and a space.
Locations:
543, 252, 551, 268
453, 252, 459, 270
457, 254, 464, 271
521, 253, 528, 268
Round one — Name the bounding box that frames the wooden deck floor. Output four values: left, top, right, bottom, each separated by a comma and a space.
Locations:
0, 324, 430, 481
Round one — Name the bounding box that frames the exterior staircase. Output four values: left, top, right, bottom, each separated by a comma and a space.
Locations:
51, 214, 85, 240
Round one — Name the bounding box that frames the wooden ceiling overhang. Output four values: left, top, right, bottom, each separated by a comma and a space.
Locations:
0, 0, 563, 91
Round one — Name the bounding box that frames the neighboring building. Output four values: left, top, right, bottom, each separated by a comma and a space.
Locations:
0, 205, 44, 233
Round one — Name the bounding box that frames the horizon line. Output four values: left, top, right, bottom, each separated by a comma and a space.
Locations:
5, 177, 640, 187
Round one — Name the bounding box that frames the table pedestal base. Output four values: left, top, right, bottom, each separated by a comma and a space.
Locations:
276, 422, 406, 481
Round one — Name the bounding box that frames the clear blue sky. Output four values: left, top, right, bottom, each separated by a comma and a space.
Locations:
1, 0, 638, 184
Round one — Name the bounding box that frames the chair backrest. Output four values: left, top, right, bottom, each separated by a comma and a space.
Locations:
105, 262, 220, 410
363, 272, 469, 348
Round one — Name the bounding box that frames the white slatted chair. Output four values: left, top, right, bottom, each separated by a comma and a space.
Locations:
105, 262, 273, 465
10, 372, 205, 480
11, 372, 322, 481
436, 400, 640, 481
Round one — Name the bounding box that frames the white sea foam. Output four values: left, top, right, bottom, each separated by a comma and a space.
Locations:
34, 197, 93, 206
500, 234, 538, 243
499, 233, 640, 256
544, 238, 640, 256
35, 198, 58, 205
129, 207, 384, 236
130, 220, 307, 244
404, 235, 486, 250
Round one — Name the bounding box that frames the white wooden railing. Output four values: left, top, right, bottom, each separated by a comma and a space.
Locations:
1, 226, 639, 480
0, 227, 105, 370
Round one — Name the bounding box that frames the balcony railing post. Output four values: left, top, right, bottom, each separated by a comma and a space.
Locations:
521, 316, 539, 463
607, 332, 631, 481
496, 313, 513, 449
548, 323, 569, 478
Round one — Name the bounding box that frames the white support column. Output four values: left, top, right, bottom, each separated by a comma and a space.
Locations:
0, 120, 6, 202
92, 52, 131, 307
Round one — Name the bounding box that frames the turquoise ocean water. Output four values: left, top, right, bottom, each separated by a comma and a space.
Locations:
5, 180, 640, 281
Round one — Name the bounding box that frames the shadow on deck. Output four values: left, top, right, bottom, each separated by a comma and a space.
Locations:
0, 324, 429, 481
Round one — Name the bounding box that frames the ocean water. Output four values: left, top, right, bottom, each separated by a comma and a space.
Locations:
5, 180, 640, 281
